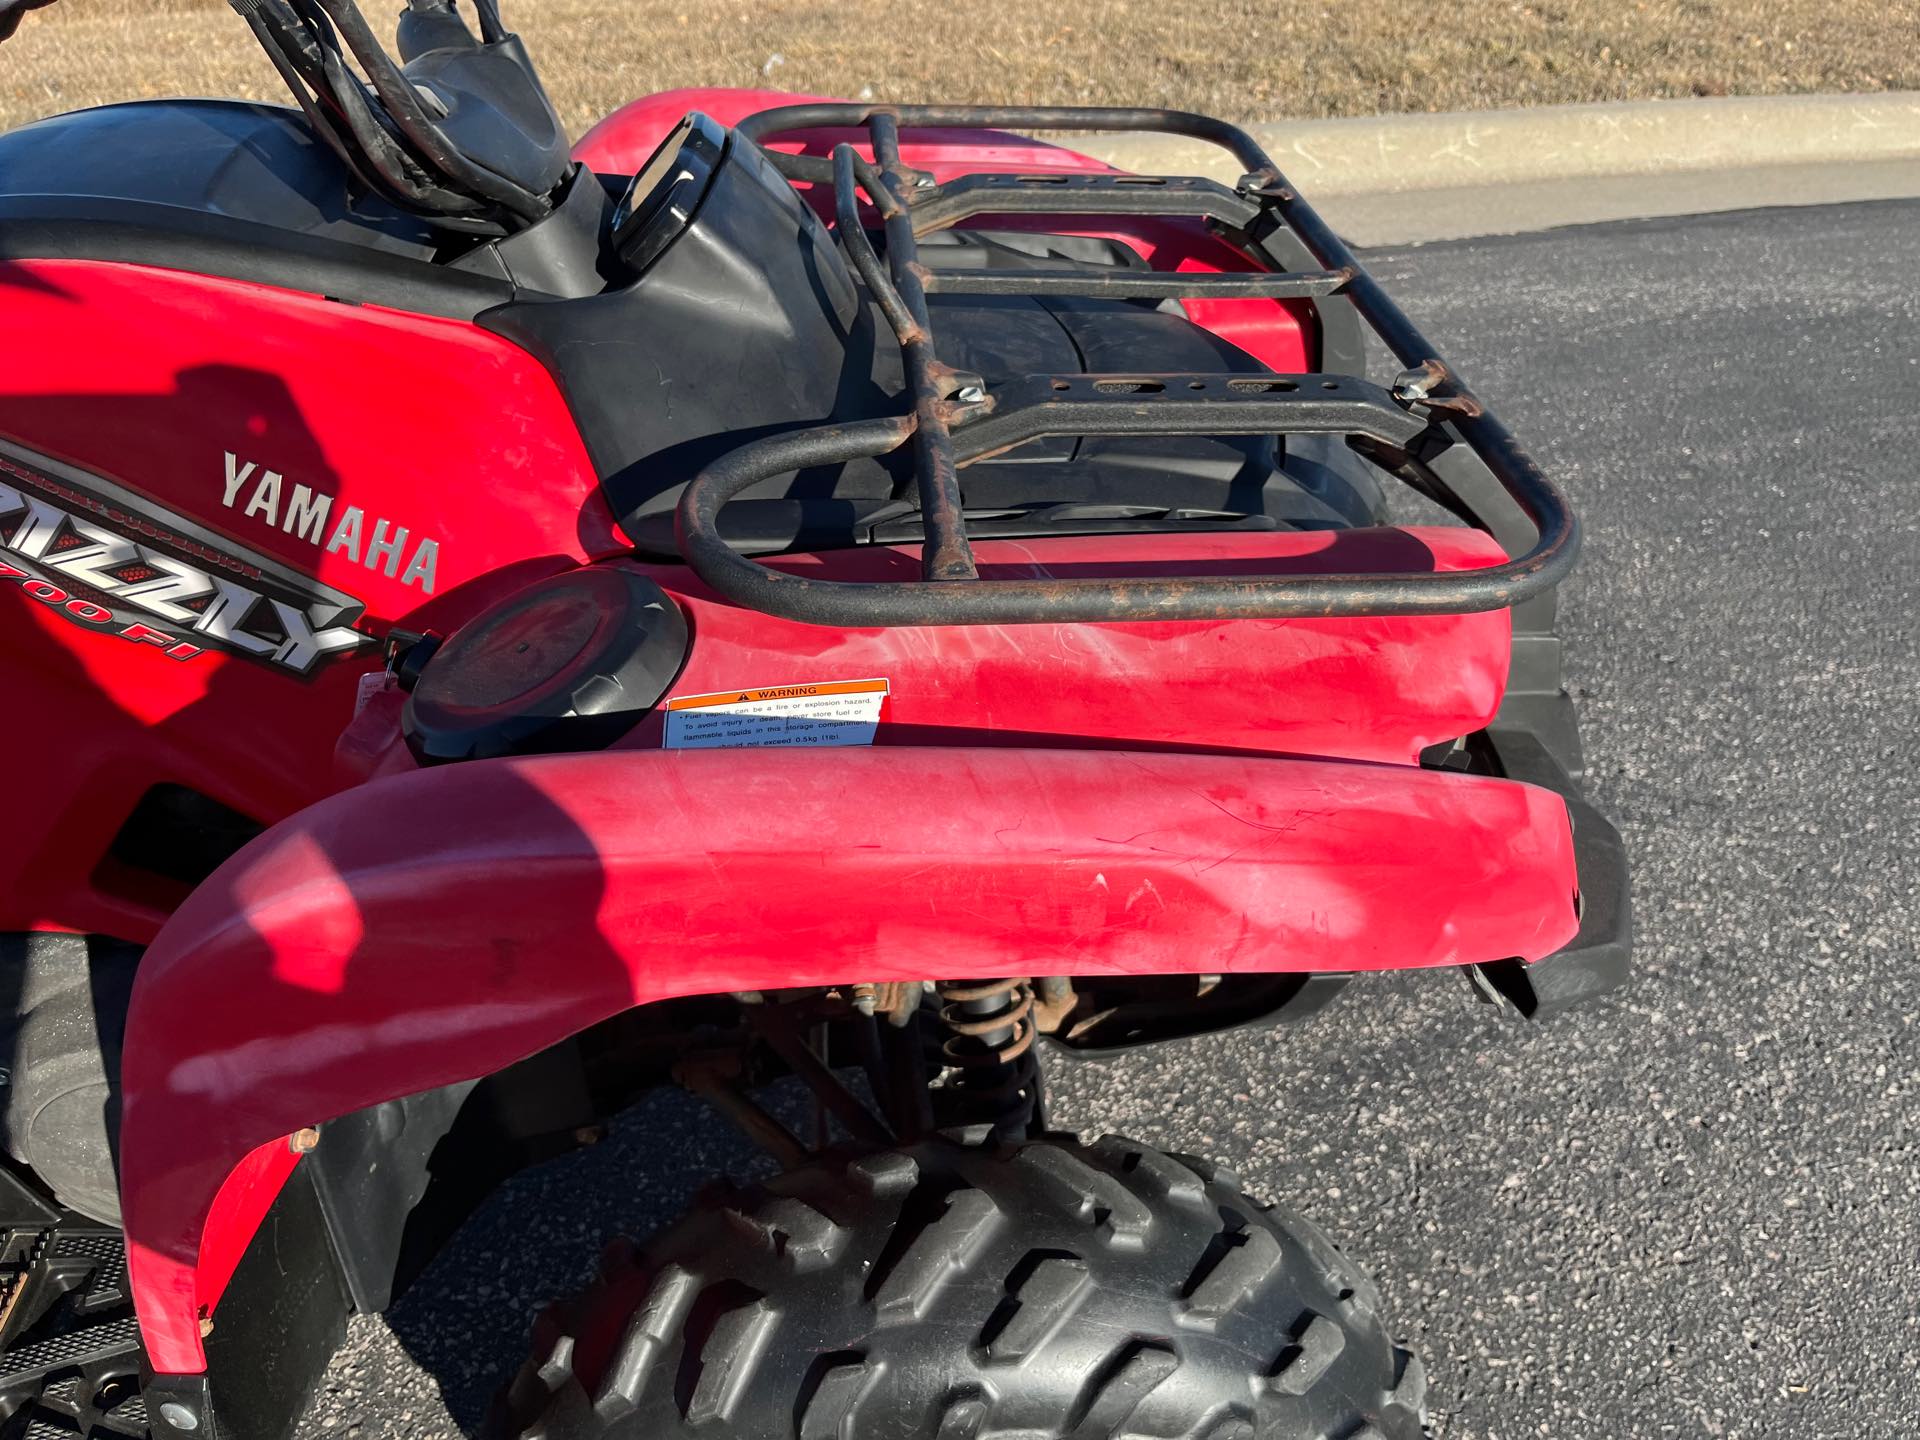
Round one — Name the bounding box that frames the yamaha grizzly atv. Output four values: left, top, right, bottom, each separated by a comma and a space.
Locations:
0, 2, 1629, 1436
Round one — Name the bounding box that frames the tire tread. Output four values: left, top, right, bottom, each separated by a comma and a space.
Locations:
488, 1137, 1423, 1440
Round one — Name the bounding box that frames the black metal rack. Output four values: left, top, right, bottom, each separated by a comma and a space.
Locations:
675, 103, 1580, 627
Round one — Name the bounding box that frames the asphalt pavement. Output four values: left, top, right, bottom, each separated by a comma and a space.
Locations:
301, 198, 1920, 1440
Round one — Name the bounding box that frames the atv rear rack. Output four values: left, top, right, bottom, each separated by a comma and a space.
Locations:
677, 104, 1579, 627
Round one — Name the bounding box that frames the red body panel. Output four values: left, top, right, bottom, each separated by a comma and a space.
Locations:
332, 530, 1515, 785
578, 89, 1127, 180
0, 259, 617, 939
645, 530, 1510, 764
123, 745, 1582, 1372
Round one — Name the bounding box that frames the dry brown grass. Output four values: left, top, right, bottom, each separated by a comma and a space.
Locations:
5, 0, 1917, 136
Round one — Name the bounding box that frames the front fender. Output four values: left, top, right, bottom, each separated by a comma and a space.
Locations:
122, 746, 1579, 1375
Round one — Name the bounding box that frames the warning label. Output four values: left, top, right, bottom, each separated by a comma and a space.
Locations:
663, 678, 890, 750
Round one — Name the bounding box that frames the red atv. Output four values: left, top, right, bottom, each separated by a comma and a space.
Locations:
0, 2, 1629, 1436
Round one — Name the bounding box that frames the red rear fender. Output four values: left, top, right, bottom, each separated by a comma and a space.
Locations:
575, 87, 1119, 182
122, 745, 1579, 1373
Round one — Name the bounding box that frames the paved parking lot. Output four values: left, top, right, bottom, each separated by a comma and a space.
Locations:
305, 198, 1920, 1440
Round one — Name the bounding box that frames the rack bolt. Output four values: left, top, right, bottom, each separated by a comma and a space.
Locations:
289, 1126, 321, 1154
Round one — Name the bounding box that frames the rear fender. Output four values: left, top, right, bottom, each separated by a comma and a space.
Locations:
123, 746, 1580, 1376
575, 87, 1115, 182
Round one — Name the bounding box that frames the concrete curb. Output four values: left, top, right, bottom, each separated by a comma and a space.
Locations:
1070, 92, 1920, 196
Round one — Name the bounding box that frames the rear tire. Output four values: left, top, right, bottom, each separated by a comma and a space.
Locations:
489, 1134, 1427, 1440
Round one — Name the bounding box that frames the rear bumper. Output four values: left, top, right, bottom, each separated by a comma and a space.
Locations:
1475, 723, 1632, 1019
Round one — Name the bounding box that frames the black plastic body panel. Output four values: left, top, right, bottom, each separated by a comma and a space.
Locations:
1476, 726, 1632, 1019
1040, 972, 1351, 1063
0, 99, 612, 315
1413, 425, 1586, 778
482, 134, 1390, 554
302, 1042, 598, 1321
397, 33, 574, 201
303, 1084, 477, 1316
0, 100, 442, 256
481, 131, 890, 537
0, 193, 515, 318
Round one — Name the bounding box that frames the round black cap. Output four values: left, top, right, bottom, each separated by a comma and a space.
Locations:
403, 567, 687, 764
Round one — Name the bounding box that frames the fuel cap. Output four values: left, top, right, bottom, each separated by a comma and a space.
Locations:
403, 567, 687, 764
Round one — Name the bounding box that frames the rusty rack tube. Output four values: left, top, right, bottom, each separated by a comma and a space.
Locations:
677, 103, 1581, 627
829, 144, 916, 337
736, 103, 1277, 184
861, 119, 976, 581
681, 415, 1540, 626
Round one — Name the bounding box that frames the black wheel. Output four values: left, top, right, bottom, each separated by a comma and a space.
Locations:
490, 1134, 1427, 1440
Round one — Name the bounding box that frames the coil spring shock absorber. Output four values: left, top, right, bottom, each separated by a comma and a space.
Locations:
933, 978, 1042, 1139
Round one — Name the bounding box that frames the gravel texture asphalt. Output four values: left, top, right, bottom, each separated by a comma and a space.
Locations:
299, 198, 1920, 1440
